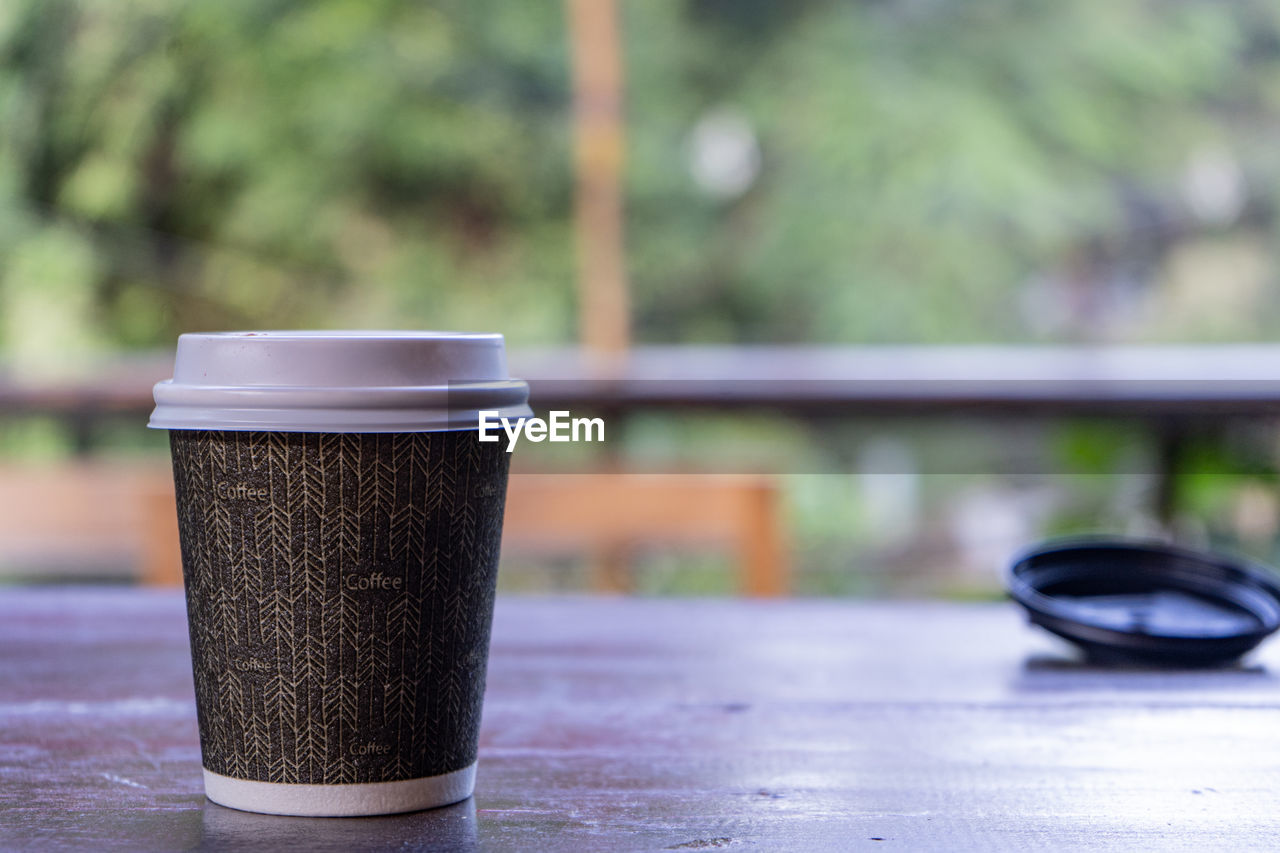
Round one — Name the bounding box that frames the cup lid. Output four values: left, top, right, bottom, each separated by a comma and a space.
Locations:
1008, 538, 1280, 666
149, 331, 531, 433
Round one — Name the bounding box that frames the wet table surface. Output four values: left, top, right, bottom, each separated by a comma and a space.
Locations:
4, 589, 1280, 851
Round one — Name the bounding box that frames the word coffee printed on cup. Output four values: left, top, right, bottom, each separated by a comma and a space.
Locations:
477, 410, 605, 452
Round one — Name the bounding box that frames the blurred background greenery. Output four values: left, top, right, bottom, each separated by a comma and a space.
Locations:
4, 0, 1280, 594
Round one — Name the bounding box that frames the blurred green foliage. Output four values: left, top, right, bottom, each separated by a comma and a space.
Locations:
629, 0, 1280, 342
0, 0, 576, 367
3, 0, 1280, 362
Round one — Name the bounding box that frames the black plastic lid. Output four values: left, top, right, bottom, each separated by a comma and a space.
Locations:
1007, 538, 1280, 666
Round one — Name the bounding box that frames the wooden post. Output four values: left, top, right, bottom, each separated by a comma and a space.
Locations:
140, 483, 183, 586
567, 0, 630, 354
740, 481, 789, 598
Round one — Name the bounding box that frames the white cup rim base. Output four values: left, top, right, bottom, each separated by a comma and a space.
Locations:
202, 763, 476, 817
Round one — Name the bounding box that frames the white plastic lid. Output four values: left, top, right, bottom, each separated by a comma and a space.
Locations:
149, 331, 531, 433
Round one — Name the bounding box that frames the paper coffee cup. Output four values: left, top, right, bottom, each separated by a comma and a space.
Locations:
150, 332, 530, 817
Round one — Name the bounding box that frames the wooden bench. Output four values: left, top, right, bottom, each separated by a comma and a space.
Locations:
0, 462, 179, 586
0, 465, 789, 596
502, 473, 788, 597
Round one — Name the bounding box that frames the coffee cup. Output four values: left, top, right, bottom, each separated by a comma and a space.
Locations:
149, 331, 529, 816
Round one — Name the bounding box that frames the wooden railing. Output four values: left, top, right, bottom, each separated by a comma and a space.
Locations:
6, 344, 1280, 593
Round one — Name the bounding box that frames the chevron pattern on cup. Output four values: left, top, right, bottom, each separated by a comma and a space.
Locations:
170, 430, 509, 785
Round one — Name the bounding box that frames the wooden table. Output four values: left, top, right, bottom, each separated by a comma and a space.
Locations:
4, 589, 1280, 851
